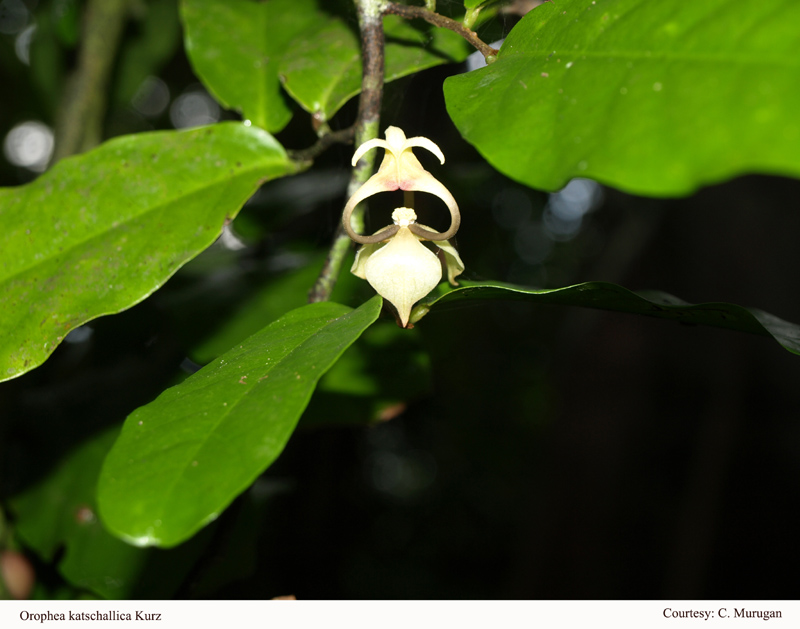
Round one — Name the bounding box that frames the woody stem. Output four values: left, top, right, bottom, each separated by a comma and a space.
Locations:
308, 0, 386, 303
384, 1, 499, 61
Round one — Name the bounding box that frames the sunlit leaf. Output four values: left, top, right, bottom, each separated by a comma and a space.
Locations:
97, 297, 382, 548
445, 0, 800, 195
0, 122, 297, 382
413, 280, 800, 355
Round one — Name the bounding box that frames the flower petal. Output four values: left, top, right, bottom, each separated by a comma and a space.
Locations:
383, 126, 408, 149
351, 241, 381, 279
405, 172, 461, 241
351, 138, 392, 167
433, 237, 465, 285
343, 126, 461, 244
404, 136, 445, 164
364, 226, 442, 327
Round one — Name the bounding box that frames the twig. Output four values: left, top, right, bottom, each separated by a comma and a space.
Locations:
288, 126, 356, 164
308, 0, 386, 303
53, 0, 131, 162
384, 1, 499, 61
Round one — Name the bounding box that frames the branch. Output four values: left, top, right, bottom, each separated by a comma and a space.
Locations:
53, 0, 131, 162
384, 1, 499, 61
287, 126, 355, 164
308, 0, 386, 303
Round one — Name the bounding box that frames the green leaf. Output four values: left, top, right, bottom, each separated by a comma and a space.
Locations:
176, 252, 415, 427
0, 122, 297, 383
281, 15, 470, 122
180, 0, 329, 132
9, 428, 204, 599
413, 280, 800, 355
97, 297, 383, 548
445, 0, 800, 196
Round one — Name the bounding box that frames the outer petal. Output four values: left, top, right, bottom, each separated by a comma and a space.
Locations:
433, 237, 465, 285
342, 157, 402, 244
351, 241, 381, 279
404, 172, 461, 241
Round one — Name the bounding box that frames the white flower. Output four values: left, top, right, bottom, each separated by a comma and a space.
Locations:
343, 128, 464, 327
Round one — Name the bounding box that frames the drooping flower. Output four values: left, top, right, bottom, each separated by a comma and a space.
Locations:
343, 127, 464, 327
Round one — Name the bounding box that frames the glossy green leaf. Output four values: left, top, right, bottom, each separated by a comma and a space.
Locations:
180, 0, 329, 132
445, 0, 800, 196
0, 122, 297, 383
9, 428, 205, 599
281, 15, 470, 122
412, 280, 800, 355
97, 297, 383, 548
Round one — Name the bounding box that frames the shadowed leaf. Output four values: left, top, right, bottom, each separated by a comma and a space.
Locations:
413, 280, 800, 355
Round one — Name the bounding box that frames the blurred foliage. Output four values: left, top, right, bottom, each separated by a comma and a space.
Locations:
1, 0, 799, 601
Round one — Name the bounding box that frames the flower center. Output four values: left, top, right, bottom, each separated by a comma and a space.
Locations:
392, 207, 417, 227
